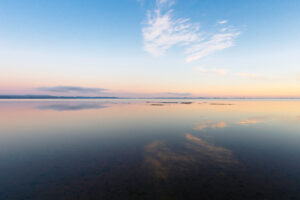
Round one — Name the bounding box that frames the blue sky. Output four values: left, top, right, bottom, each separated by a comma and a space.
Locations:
0, 0, 300, 97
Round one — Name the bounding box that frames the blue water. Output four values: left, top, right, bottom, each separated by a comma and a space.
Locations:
0, 100, 300, 199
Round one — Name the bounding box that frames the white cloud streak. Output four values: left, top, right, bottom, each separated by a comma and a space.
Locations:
195, 66, 227, 75
217, 20, 228, 24
185, 32, 240, 63
238, 73, 264, 79
142, 0, 239, 62
37, 86, 107, 94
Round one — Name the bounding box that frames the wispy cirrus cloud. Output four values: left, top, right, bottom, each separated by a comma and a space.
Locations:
142, 0, 239, 62
37, 86, 107, 94
142, 0, 200, 56
195, 66, 227, 75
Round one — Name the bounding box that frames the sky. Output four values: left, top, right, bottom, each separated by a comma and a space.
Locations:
0, 0, 300, 98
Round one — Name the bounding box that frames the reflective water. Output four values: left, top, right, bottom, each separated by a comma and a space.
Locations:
0, 100, 300, 200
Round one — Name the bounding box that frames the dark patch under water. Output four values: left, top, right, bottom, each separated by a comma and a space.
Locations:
0, 100, 300, 200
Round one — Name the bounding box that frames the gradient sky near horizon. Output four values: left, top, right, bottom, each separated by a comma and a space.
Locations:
1, 0, 300, 97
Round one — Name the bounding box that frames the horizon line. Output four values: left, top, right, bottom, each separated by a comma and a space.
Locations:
1, 95, 300, 100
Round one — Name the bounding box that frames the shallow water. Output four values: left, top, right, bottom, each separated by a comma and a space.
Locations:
0, 100, 300, 200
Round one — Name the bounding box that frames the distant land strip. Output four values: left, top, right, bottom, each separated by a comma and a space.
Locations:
0, 95, 119, 99
0, 95, 300, 99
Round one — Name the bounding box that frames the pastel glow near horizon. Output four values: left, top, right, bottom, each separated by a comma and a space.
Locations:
0, 0, 300, 98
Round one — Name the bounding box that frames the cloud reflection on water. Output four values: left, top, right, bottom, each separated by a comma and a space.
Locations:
36, 102, 106, 111
185, 133, 238, 166
237, 116, 267, 125
144, 133, 238, 180
210, 102, 234, 105
194, 121, 228, 131
238, 119, 262, 125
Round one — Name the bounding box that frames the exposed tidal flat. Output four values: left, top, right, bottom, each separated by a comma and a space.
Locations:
0, 99, 300, 200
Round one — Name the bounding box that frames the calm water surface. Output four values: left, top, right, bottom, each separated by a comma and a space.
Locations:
0, 100, 300, 200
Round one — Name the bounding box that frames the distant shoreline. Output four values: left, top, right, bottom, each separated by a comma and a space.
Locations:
0, 95, 300, 100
